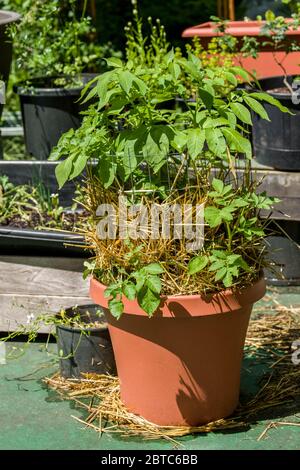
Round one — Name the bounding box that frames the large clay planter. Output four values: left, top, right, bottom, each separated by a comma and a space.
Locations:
90, 276, 266, 426
182, 20, 300, 79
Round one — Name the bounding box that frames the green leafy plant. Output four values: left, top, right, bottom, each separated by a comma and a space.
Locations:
211, 8, 300, 93
0, 175, 87, 231
7, 0, 121, 86
50, 8, 287, 318
0, 306, 105, 359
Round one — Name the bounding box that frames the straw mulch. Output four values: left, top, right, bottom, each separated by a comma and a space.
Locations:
45, 297, 300, 443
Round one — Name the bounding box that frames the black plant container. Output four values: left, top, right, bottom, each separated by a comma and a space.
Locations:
0, 10, 20, 120
56, 304, 116, 379
252, 75, 300, 171
265, 220, 300, 286
14, 74, 97, 159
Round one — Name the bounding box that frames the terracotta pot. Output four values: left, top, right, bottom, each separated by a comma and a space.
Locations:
182, 20, 300, 79
90, 276, 266, 426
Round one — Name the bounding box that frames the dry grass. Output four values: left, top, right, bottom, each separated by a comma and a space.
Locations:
45, 300, 300, 442
81, 173, 267, 297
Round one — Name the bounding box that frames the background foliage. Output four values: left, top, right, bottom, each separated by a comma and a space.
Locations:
0, 0, 295, 52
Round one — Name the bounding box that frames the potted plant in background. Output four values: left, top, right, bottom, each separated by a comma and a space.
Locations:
0, 7, 20, 120
182, 1, 300, 79
182, 7, 300, 287
246, 10, 300, 172
51, 8, 286, 426
9, 0, 120, 159
0, 175, 88, 255
183, 7, 300, 171
0, 303, 116, 379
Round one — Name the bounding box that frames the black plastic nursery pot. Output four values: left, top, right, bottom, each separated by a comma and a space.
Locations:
252, 75, 300, 171
265, 220, 300, 286
14, 74, 97, 159
0, 226, 86, 256
0, 161, 88, 256
56, 304, 116, 379
0, 10, 20, 120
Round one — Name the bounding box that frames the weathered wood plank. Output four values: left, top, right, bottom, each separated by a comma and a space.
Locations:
0, 294, 92, 333
254, 170, 300, 221
0, 256, 89, 296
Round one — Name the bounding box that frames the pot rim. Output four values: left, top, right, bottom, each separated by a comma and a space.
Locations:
56, 304, 108, 333
251, 74, 297, 100
90, 275, 266, 318
0, 10, 20, 26
14, 73, 98, 97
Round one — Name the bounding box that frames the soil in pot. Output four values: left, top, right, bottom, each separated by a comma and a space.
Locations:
56, 304, 117, 379
90, 276, 266, 426
0, 176, 88, 232
251, 75, 300, 171
1, 210, 86, 231
14, 74, 98, 159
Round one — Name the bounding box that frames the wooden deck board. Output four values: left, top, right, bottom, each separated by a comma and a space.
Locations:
0, 256, 91, 332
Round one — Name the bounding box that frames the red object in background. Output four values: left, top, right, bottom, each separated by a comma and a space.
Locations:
182, 20, 300, 78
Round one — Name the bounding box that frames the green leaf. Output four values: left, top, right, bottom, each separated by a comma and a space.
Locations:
146, 275, 161, 294
198, 87, 214, 110
223, 271, 233, 287
143, 263, 164, 275
137, 286, 160, 317
80, 74, 102, 103
224, 71, 238, 87
225, 111, 237, 129
229, 66, 250, 82
106, 57, 123, 68
188, 255, 209, 275
188, 52, 202, 68
204, 206, 223, 228
205, 206, 234, 228
132, 271, 146, 292
123, 282, 136, 301
214, 266, 227, 282
118, 70, 134, 94
211, 250, 227, 259
171, 130, 187, 152
186, 128, 205, 160
133, 76, 148, 95
249, 92, 293, 114
209, 260, 225, 271
108, 299, 124, 319
222, 127, 252, 158
69, 153, 89, 179
143, 126, 172, 170
55, 157, 73, 189
104, 283, 120, 298
94, 72, 115, 106
243, 96, 270, 121
220, 206, 235, 222
205, 128, 227, 155
169, 62, 181, 80
265, 9, 276, 21
164, 48, 175, 65
97, 155, 117, 188
230, 102, 252, 125
212, 178, 224, 193
121, 150, 138, 181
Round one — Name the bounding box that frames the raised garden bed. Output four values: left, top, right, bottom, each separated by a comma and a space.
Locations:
0, 160, 90, 332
